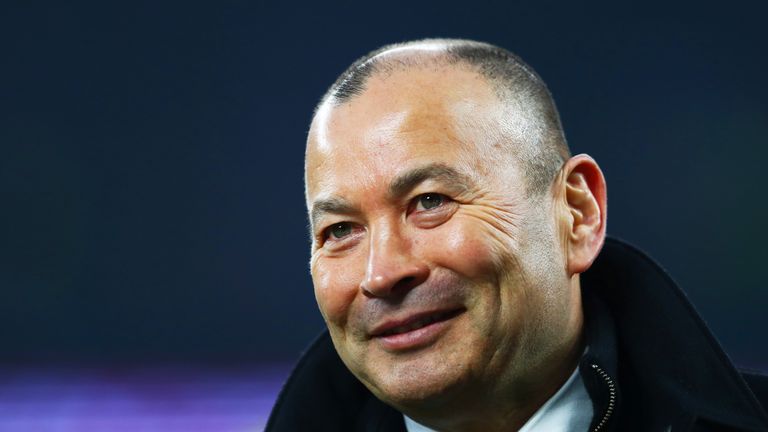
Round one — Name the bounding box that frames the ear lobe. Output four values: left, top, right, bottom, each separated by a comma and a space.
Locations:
560, 154, 607, 275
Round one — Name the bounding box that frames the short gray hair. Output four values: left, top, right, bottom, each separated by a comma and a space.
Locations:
317, 39, 571, 195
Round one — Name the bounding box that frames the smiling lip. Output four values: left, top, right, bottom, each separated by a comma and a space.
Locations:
370, 308, 465, 351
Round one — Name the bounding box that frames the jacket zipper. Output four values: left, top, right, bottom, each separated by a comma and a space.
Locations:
591, 363, 616, 432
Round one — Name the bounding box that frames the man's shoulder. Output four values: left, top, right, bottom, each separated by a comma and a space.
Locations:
742, 371, 768, 410
265, 332, 362, 431
584, 237, 768, 430
265, 331, 405, 432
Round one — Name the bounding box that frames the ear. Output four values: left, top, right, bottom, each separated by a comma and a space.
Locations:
557, 154, 607, 275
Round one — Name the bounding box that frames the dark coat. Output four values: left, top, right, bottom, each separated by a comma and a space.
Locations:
267, 238, 768, 431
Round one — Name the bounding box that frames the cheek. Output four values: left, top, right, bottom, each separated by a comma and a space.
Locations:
311, 255, 366, 328
419, 216, 502, 281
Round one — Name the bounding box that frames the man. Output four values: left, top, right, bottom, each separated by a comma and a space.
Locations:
267, 39, 768, 431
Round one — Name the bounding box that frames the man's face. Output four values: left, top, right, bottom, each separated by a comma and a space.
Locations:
305, 65, 580, 410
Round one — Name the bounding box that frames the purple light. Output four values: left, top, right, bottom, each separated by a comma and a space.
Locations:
0, 364, 291, 431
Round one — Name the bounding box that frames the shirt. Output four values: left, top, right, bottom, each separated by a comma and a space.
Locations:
403, 365, 593, 432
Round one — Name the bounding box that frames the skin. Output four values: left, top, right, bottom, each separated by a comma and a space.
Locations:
305, 48, 607, 432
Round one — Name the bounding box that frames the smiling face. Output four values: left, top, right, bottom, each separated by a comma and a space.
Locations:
305, 62, 584, 424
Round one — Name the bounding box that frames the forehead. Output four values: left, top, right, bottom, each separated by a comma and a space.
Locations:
306, 66, 515, 200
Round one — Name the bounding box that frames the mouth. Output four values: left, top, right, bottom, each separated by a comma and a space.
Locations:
370, 308, 465, 351
374, 309, 464, 337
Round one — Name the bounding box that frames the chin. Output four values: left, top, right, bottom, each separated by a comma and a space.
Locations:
363, 344, 477, 410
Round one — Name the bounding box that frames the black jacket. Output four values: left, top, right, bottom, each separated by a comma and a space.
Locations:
267, 238, 768, 431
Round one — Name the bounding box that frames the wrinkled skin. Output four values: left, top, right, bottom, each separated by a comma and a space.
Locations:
305, 53, 605, 432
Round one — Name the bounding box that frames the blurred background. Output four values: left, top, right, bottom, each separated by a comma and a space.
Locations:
2, 0, 766, 430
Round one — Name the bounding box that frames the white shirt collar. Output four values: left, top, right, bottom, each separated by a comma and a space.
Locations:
403, 365, 593, 432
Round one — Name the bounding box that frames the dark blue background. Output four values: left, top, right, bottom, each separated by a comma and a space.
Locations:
2, 1, 766, 368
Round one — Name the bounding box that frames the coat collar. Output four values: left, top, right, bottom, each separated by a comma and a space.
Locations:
583, 237, 768, 430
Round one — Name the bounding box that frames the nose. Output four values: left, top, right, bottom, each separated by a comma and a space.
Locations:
360, 224, 429, 298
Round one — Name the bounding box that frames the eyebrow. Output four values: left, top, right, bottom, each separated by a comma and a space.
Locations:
310, 196, 358, 231
388, 163, 475, 199
309, 163, 476, 230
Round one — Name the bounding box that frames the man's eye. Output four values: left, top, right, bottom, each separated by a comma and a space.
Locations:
326, 222, 353, 240
416, 193, 445, 211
